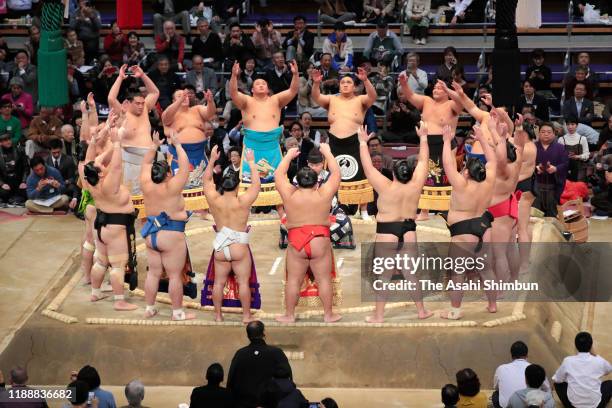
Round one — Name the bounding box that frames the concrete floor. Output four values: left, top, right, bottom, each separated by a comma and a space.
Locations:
1, 210, 611, 407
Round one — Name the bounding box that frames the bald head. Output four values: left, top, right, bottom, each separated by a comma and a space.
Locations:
246, 320, 264, 341
163, 20, 176, 38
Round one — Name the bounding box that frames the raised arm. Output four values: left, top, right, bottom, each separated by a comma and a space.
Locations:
437, 80, 464, 114
274, 148, 298, 200
167, 132, 190, 192
102, 128, 124, 195
398, 72, 426, 110
79, 101, 91, 143
488, 111, 510, 177
202, 145, 221, 198
442, 124, 466, 188
358, 125, 392, 192
130, 65, 159, 110
474, 124, 498, 183
199, 90, 217, 121
140, 131, 162, 188
275, 60, 300, 108
310, 69, 331, 109
87, 92, 98, 127
318, 143, 341, 199
161, 90, 186, 127
108, 64, 128, 111
229, 62, 249, 110
411, 121, 430, 187
356, 67, 377, 109
239, 149, 261, 205
452, 81, 487, 123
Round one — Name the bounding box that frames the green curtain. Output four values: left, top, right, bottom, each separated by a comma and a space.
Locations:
37, 0, 68, 107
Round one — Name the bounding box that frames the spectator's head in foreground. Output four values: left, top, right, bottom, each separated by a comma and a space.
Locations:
511, 341, 529, 359
246, 320, 265, 342
9, 366, 28, 386
77, 365, 102, 391
575, 331, 593, 353
67, 380, 90, 407
525, 364, 546, 389
124, 379, 145, 407
206, 363, 224, 387
456, 368, 481, 397
441, 383, 459, 407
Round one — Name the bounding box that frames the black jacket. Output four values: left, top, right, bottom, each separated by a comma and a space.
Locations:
265, 67, 293, 95
516, 94, 550, 121
562, 98, 594, 126
525, 64, 552, 91
227, 338, 292, 408
148, 69, 179, 109
282, 29, 315, 60
0, 145, 28, 185
189, 384, 235, 408
297, 138, 315, 170
192, 33, 224, 62
223, 35, 256, 64
46, 154, 77, 186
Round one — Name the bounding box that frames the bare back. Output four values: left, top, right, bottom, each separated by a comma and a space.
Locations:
165, 107, 206, 144
448, 178, 494, 226
284, 188, 332, 229
208, 193, 251, 231
121, 112, 152, 148
422, 99, 460, 134
491, 161, 522, 206
517, 140, 536, 182
241, 95, 282, 131
328, 95, 366, 138
376, 181, 423, 223
87, 178, 134, 214
141, 182, 188, 221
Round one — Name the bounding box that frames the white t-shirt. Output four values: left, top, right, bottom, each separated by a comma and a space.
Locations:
553, 353, 612, 408
494, 359, 551, 408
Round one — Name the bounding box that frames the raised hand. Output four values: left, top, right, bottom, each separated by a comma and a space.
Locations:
118, 64, 128, 80
80, 100, 87, 114
480, 93, 493, 107
204, 90, 213, 104
311, 69, 322, 84
451, 81, 465, 96
357, 67, 367, 82
357, 125, 371, 143
472, 124, 484, 143
498, 122, 508, 138
246, 148, 255, 163
152, 130, 163, 147
289, 59, 298, 75
209, 145, 221, 162
514, 113, 524, 127
286, 147, 300, 159
87, 92, 96, 107
398, 72, 408, 87
110, 127, 121, 143
416, 121, 428, 139
129, 65, 144, 78
232, 61, 241, 77
442, 124, 454, 142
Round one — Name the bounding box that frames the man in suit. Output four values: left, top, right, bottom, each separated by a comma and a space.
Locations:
185, 55, 218, 96
148, 56, 179, 109
282, 15, 315, 64
319, 53, 339, 95
189, 363, 235, 408
46, 139, 79, 211
563, 83, 594, 126
227, 321, 292, 408
516, 79, 549, 121
286, 121, 315, 169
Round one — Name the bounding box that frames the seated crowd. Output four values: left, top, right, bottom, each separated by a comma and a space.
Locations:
0, 326, 609, 408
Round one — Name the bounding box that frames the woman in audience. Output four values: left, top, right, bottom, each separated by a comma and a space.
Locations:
298, 62, 327, 117
456, 368, 487, 408
123, 32, 146, 67
435, 46, 458, 85
300, 111, 322, 147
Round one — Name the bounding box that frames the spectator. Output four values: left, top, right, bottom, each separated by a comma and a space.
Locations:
227, 321, 292, 408
553, 331, 612, 408
507, 364, 554, 408
46, 138, 78, 209
265, 52, 293, 96
24, 25, 40, 66
268, 366, 308, 408
318, 53, 340, 95
1, 77, 34, 129
7, 50, 37, 100
367, 135, 393, 171
435, 46, 457, 85
298, 62, 327, 117
284, 136, 300, 179
591, 154, 612, 218
570, 52, 599, 84
322, 22, 354, 73
283, 15, 315, 64
492, 341, 551, 408
450, 0, 487, 24
189, 363, 235, 408
442, 384, 460, 408
562, 83, 594, 126
362, 0, 396, 23
516, 79, 549, 122
456, 368, 487, 408
0, 99, 22, 145
404, 0, 431, 45
0, 367, 48, 407
363, 20, 403, 65
104, 21, 128, 66
287, 121, 314, 169
76, 365, 117, 408
451, 64, 470, 95
384, 87, 420, 143
316, 0, 357, 24
6, 0, 37, 18
321, 397, 338, 408
210, 0, 241, 28
25, 156, 69, 214
64, 29, 85, 68
251, 18, 282, 69
152, 0, 192, 44
597, 116, 612, 152
0, 48, 8, 75
155, 20, 186, 71
148, 56, 179, 109
299, 111, 322, 146
0, 132, 28, 208
559, 116, 590, 182
93, 58, 121, 105
65, 380, 91, 408
525, 49, 552, 93
564, 66, 594, 100
123, 32, 146, 67
119, 380, 148, 408
192, 18, 223, 70
26, 106, 63, 159
222, 23, 256, 67
60, 124, 77, 158
70, 0, 102, 64
223, 147, 242, 177
362, 62, 393, 115
185, 55, 217, 96
534, 123, 569, 217
402, 52, 428, 95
